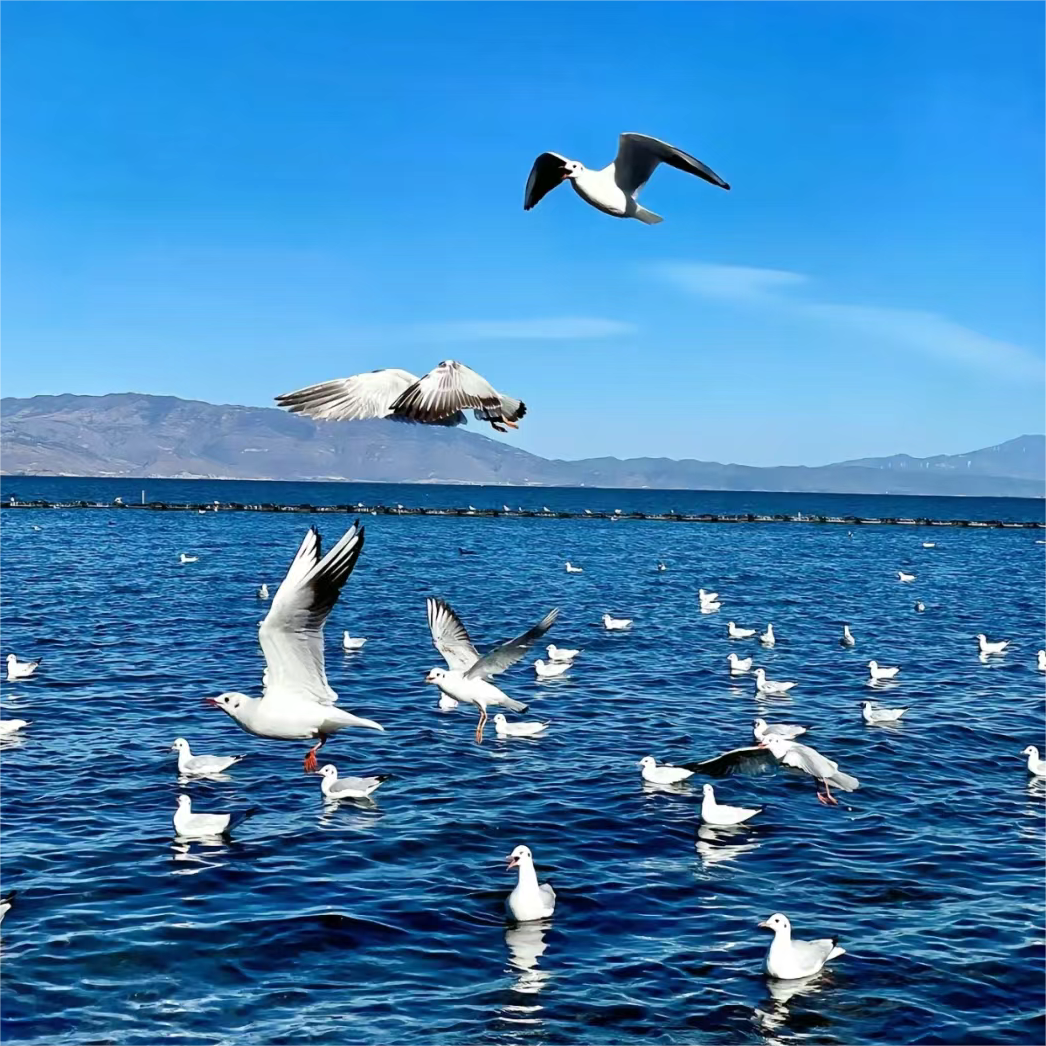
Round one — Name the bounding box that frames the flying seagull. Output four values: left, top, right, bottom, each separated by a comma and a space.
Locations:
524, 133, 729, 224
276, 361, 525, 432
208, 523, 385, 772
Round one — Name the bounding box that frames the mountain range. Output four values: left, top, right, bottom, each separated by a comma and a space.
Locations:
1, 393, 1042, 497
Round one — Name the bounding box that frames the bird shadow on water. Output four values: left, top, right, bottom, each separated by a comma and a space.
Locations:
753, 970, 837, 1037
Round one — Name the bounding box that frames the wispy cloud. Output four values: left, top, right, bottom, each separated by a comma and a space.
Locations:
657, 262, 1042, 380
415, 317, 636, 341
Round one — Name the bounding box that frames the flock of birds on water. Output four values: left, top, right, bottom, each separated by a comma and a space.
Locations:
3, 133, 1045, 987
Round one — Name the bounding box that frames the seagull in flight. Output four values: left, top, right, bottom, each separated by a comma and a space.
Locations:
524, 132, 729, 224
276, 360, 525, 432
425, 598, 559, 742
208, 523, 385, 773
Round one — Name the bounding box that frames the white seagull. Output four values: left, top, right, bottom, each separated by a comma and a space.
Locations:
759, 913, 845, 980
208, 523, 385, 773
914, 602, 926, 612
868, 660, 900, 682
761, 735, 859, 805
0, 891, 15, 925
179, 554, 198, 564
506, 845, 556, 922
638, 755, 694, 785
425, 597, 558, 742
0, 719, 31, 737
1038, 650, 1046, 672
860, 701, 908, 725
976, 634, 1009, 656
6, 655, 41, 681
898, 571, 915, 582
493, 714, 550, 738
698, 589, 720, 605
547, 644, 580, 663
922, 542, 936, 548
1021, 746, 1046, 777
173, 794, 258, 840
257, 584, 269, 600
342, 631, 367, 652
759, 624, 776, 648
728, 622, 756, 639
317, 763, 388, 800
754, 668, 796, 695
603, 614, 632, 631
534, 659, 570, 678
170, 737, 245, 776
840, 625, 856, 647
565, 562, 583, 574
753, 718, 807, 742
728, 653, 753, 675
523, 132, 729, 225
700, 784, 763, 826
276, 360, 525, 433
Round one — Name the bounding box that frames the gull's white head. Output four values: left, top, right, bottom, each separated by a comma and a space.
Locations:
6, 655, 15, 665
506, 844, 533, 870
492, 714, 507, 726
637, 756, 656, 770
758, 912, 791, 934
701, 783, 714, 799
762, 735, 789, 757
753, 718, 767, 730
1022, 746, 1039, 758
860, 701, 873, 710
728, 653, 740, 663
561, 159, 584, 180
976, 634, 987, 642
176, 794, 192, 811
318, 764, 338, 780
171, 738, 190, 753
754, 668, 766, 679
868, 661, 879, 671
208, 692, 249, 717
425, 668, 447, 685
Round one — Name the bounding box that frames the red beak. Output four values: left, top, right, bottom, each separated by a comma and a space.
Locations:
506, 855, 519, 869
203, 697, 220, 709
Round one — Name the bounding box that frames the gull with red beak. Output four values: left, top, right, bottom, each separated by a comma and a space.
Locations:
505, 845, 556, 922
207, 523, 384, 773
758, 913, 845, 980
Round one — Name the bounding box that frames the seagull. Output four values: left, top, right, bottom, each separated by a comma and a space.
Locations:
173, 794, 259, 840
179, 554, 198, 564
753, 718, 807, 742
565, 562, 583, 573
976, 634, 1009, 656
547, 644, 580, 663
534, 659, 570, 678
700, 784, 763, 826
860, 701, 908, 725
914, 602, 926, 612
276, 360, 525, 432
840, 625, 856, 647
5, 655, 40, 681
759, 913, 845, 980
257, 584, 270, 600
0, 891, 15, 925
523, 132, 729, 225
728, 653, 753, 675
506, 845, 556, 922
700, 601, 722, 614
754, 668, 796, 695
1038, 650, 1046, 672
342, 631, 367, 652
493, 714, 550, 738
656, 562, 667, 572
207, 523, 385, 773
1021, 746, 1046, 777
761, 735, 859, 805
437, 694, 459, 711
922, 542, 936, 548
317, 763, 388, 800
868, 660, 900, 681
728, 622, 756, 639
0, 719, 30, 737
603, 614, 632, 630
698, 589, 720, 605
170, 738, 245, 776
638, 755, 694, 785
898, 571, 915, 582
759, 624, 776, 648
425, 598, 558, 742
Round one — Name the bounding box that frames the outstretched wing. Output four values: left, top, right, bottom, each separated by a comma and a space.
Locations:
259, 523, 365, 707
524, 152, 570, 210
474, 394, 527, 423
275, 369, 419, 422
614, 133, 730, 198
466, 608, 559, 680
427, 598, 481, 671
781, 742, 839, 779
390, 361, 504, 424
683, 746, 776, 777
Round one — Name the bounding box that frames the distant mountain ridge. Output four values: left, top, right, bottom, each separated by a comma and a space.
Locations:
1, 393, 1042, 497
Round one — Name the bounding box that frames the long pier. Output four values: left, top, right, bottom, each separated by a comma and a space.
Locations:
2, 499, 1042, 529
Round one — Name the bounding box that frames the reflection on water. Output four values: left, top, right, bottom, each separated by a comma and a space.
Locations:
170, 839, 229, 875
317, 796, 383, 831
504, 920, 552, 997
755, 971, 829, 1034
695, 824, 761, 868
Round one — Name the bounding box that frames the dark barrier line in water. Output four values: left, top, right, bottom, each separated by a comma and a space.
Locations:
2, 500, 1043, 529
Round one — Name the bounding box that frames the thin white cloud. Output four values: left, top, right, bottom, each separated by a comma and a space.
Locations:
658, 262, 1042, 380
416, 317, 636, 341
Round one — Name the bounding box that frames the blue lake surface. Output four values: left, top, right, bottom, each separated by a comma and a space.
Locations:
1, 480, 1044, 1045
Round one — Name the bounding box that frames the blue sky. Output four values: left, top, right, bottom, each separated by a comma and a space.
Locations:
3, 2, 1043, 466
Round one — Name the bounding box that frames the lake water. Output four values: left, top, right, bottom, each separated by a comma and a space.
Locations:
1, 480, 1044, 1044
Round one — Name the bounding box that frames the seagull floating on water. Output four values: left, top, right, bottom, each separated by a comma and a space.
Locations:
276, 360, 525, 433
208, 523, 385, 773
759, 913, 845, 980
868, 660, 900, 682
317, 763, 388, 800
171, 738, 245, 776
976, 634, 1009, 656
840, 625, 856, 647
860, 701, 908, 725
603, 614, 632, 631
656, 562, 667, 572
534, 659, 570, 679
523, 132, 729, 225
698, 589, 720, 605
506, 845, 556, 922
547, 644, 580, 663
700, 783, 763, 826
493, 714, 550, 738
257, 584, 269, 600
753, 718, 807, 742
728, 653, 753, 675
728, 622, 756, 640
1038, 650, 1046, 672
761, 735, 859, 805
342, 631, 367, 652
1021, 746, 1046, 777
638, 756, 694, 785
173, 794, 258, 840
754, 668, 796, 695
565, 562, 583, 574
898, 571, 915, 583
759, 624, 776, 648
0, 891, 15, 925
0, 719, 30, 738
914, 602, 926, 612
425, 597, 558, 742
179, 554, 198, 564
6, 655, 40, 681
922, 542, 936, 549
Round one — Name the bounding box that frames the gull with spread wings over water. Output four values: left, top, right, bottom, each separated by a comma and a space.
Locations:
425, 598, 558, 742
276, 360, 525, 433
208, 523, 384, 772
